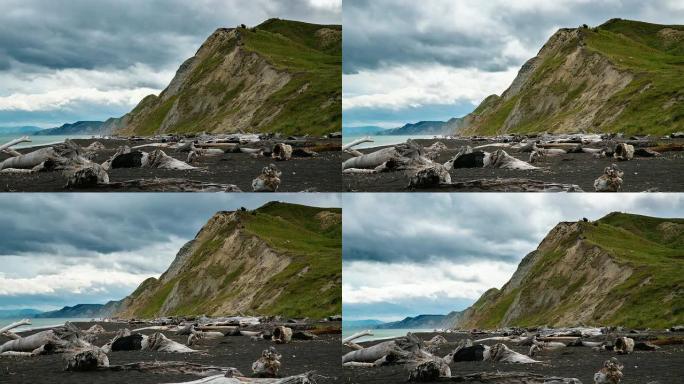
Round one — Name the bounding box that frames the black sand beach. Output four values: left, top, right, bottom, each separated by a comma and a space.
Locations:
0, 322, 343, 384
342, 138, 684, 192
342, 331, 684, 384
1, 138, 343, 192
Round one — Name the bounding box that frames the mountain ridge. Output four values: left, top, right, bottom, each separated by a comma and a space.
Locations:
457, 19, 684, 136
456, 212, 684, 329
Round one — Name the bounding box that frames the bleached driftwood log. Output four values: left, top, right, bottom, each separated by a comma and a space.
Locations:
342, 136, 373, 151
342, 147, 398, 170
614, 337, 634, 355
484, 343, 539, 364
95, 178, 242, 192
529, 148, 566, 163
162, 372, 316, 384
407, 164, 451, 188
188, 330, 224, 346
252, 347, 281, 377
432, 372, 581, 383
436, 178, 583, 192
144, 149, 196, 170
107, 332, 197, 353
343, 330, 372, 344
484, 150, 538, 170
342, 333, 429, 365
252, 164, 281, 192
0, 319, 30, 334
0, 136, 30, 152
594, 164, 623, 192
64, 163, 110, 188
407, 358, 451, 382
64, 347, 110, 371
104, 361, 241, 377
0, 147, 57, 170
613, 143, 634, 161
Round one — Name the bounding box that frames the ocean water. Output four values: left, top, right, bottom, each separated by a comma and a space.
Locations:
0, 317, 94, 333
343, 134, 444, 150
0, 134, 93, 149
342, 327, 436, 343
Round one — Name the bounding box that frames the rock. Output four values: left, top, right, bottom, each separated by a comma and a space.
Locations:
408, 164, 451, 188
271, 143, 293, 161
594, 164, 623, 192
613, 143, 634, 161
407, 359, 450, 382
252, 164, 282, 192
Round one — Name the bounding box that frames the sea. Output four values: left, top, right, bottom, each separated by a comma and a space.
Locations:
343, 134, 444, 150
342, 327, 436, 343
0, 317, 94, 333
0, 134, 94, 149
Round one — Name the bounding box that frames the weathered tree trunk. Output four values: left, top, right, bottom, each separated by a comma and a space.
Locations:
271, 143, 293, 161
437, 178, 583, 192
484, 343, 539, 364
342, 341, 398, 363
0, 318, 30, 334
144, 149, 196, 170
105, 361, 241, 377
342, 147, 398, 170
272, 326, 293, 344
145, 332, 198, 353
408, 359, 451, 382
252, 164, 281, 192
0, 330, 63, 353
64, 347, 110, 371
0, 147, 56, 170
407, 164, 451, 188
484, 150, 538, 170
433, 372, 581, 383
342, 136, 373, 151
613, 143, 634, 161
0, 136, 30, 152
162, 372, 315, 384
594, 164, 623, 192
342, 330, 372, 344
95, 178, 242, 192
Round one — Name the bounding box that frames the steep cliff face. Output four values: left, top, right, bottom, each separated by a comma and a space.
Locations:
106, 19, 341, 137
116, 202, 341, 319
459, 19, 684, 136
457, 213, 684, 329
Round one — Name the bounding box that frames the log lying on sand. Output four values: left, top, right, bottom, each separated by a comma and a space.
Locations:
105, 361, 241, 377
272, 326, 293, 344
0, 147, 57, 170
613, 143, 634, 161
145, 149, 196, 170
107, 332, 197, 353
435, 178, 583, 192
342, 333, 432, 365
252, 347, 281, 377
92, 178, 242, 192
431, 372, 581, 383
188, 330, 224, 346
271, 143, 293, 161
0, 319, 30, 334
64, 347, 110, 371
485, 150, 538, 170
407, 358, 451, 382
485, 343, 539, 364
343, 330, 372, 344
613, 337, 634, 355
407, 164, 451, 189
162, 372, 316, 384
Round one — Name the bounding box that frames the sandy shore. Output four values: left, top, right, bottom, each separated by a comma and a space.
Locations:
342, 331, 684, 383
342, 138, 684, 192
0, 321, 344, 384
0, 138, 343, 192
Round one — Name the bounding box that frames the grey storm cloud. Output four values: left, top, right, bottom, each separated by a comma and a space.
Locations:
0, 0, 340, 71
343, 0, 684, 74
0, 194, 340, 262
343, 194, 684, 265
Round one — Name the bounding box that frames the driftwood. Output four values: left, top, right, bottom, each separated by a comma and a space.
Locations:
105, 361, 241, 377
342, 333, 428, 365
109, 332, 197, 353
95, 178, 242, 192
613, 143, 634, 161
407, 164, 451, 188
162, 372, 316, 384
594, 164, 623, 192
0, 319, 30, 334
145, 149, 196, 170
613, 337, 634, 354
594, 357, 623, 384
445, 146, 485, 169
188, 330, 224, 346
485, 150, 538, 170
0, 147, 57, 170
529, 148, 566, 163
64, 163, 110, 188
407, 358, 451, 382
0, 136, 31, 152
252, 347, 281, 377
432, 372, 581, 383
102, 145, 132, 170
343, 330, 372, 344
252, 164, 281, 192
64, 347, 109, 371
436, 178, 583, 192
342, 136, 373, 151
485, 343, 539, 364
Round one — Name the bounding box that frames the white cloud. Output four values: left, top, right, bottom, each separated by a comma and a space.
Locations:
343, 260, 516, 304
343, 64, 518, 111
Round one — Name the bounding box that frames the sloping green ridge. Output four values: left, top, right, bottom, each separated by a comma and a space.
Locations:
465, 213, 684, 329
123, 202, 341, 319
123, 19, 340, 136
465, 19, 684, 135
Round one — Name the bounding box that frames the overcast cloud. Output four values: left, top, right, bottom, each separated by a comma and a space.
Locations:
343, 0, 684, 128
0, 194, 340, 311
343, 194, 684, 321
0, 0, 340, 128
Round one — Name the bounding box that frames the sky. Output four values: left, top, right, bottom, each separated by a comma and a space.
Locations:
343, 0, 684, 129
0, 0, 341, 129
0, 194, 341, 311
343, 194, 684, 322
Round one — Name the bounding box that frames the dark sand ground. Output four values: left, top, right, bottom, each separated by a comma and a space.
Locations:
0, 138, 343, 192
0, 322, 344, 384
343, 138, 684, 192
342, 331, 684, 384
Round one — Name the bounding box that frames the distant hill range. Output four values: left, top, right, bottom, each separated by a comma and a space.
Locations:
457, 19, 684, 136
0, 126, 42, 135
343, 319, 385, 329
376, 311, 462, 329
456, 212, 684, 329
33, 302, 122, 318
34, 121, 107, 136
0, 309, 43, 319
103, 19, 341, 137
379, 118, 464, 136
114, 202, 341, 319
342, 126, 387, 136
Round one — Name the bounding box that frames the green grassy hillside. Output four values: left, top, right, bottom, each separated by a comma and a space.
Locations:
115, 19, 341, 136
458, 213, 684, 329
461, 19, 684, 136
117, 202, 341, 319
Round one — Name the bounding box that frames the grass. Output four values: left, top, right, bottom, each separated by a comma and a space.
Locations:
125, 202, 341, 319
126, 19, 340, 136
465, 19, 684, 135
467, 213, 684, 329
